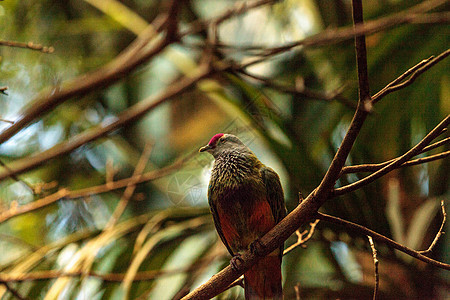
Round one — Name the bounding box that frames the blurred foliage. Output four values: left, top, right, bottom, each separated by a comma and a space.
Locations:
0, 0, 448, 299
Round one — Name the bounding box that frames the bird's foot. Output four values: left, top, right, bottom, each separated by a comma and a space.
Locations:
230, 254, 244, 271
249, 239, 265, 257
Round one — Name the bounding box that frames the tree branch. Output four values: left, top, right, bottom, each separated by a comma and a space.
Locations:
0, 282, 28, 300
418, 200, 446, 255
341, 150, 449, 175
0, 39, 54, 53
104, 142, 154, 229
372, 48, 450, 104
316, 212, 450, 270
0, 268, 193, 283
237, 69, 355, 109
190, 0, 447, 56
0, 151, 195, 224
367, 236, 379, 300
0, 63, 213, 182
0, 15, 168, 146
0, 86, 8, 95
333, 116, 450, 197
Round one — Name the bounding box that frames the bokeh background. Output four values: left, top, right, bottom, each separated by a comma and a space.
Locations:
0, 0, 448, 299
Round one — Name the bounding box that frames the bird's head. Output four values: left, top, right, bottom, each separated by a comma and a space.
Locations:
199, 133, 247, 158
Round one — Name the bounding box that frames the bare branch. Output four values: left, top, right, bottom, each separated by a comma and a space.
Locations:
367, 236, 379, 300
0, 268, 191, 283
0, 159, 34, 193
185, 0, 276, 36
0, 282, 28, 300
341, 150, 450, 174
104, 142, 153, 229
0, 119, 14, 124
237, 69, 356, 109
0, 189, 70, 224
333, 116, 450, 196
283, 219, 320, 255
0, 63, 214, 182
0, 15, 168, 147
419, 200, 447, 255
317, 212, 450, 270
0, 151, 195, 224
0, 39, 54, 53
372, 49, 450, 104
188, 0, 448, 56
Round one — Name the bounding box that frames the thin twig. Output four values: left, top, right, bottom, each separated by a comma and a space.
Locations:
0, 152, 195, 224
341, 150, 450, 174
333, 116, 450, 196
341, 136, 449, 174
367, 236, 379, 300
185, 0, 276, 36
0, 15, 168, 147
104, 142, 154, 229
421, 136, 450, 153
419, 200, 446, 255
185, 0, 448, 56
0, 189, 70, 224
0, 40, 54, 53
317, 212, 450, 270
0, 282, 28, 300
237, 70, 355, 109
283, 219, 320, 255
0, 159, 35, 193
372, 49, 450, 104
0, 61, 214, 182
0, 267, 192, 283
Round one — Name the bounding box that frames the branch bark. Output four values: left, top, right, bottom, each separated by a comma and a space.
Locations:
0, 16, 169, 147
317, 212, 450, 270
333, 116, 450, 197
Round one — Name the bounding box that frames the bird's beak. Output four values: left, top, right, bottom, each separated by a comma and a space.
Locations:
199, 145, 212, 152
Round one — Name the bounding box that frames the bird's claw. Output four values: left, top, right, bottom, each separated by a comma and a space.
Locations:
249, 239, 265, 256
230, 254, 244, 271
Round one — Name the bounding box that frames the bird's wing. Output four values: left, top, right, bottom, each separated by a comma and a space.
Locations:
261, 166, 287, 224
208, 190, 236, 256
261, 166, 287, 259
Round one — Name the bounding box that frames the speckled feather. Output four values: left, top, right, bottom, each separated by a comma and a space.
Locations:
202, 134, 286, 299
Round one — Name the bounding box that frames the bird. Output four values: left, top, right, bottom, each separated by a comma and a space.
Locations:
199, 133, 286, 300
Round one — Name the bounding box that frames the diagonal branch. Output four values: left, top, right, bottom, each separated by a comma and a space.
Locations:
0, 151, 195, 224
316, 212, 450, 270
341, 135, 450, 174
0, 64, 214, 182
333, 116, 450, 197
341, 150, 449, 175
0, 39, 54, 53
104, 142, 154, 229
418, 200, 446, 255
0, 282, 28, 300
201, 0, 448, 56
372, 48, 450, 104
0, 15, 169, 147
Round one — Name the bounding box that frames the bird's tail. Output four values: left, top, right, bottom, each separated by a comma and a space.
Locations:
244, 255, 282, 300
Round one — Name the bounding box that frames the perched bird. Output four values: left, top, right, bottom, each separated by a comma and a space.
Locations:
199, 133, 286, 300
